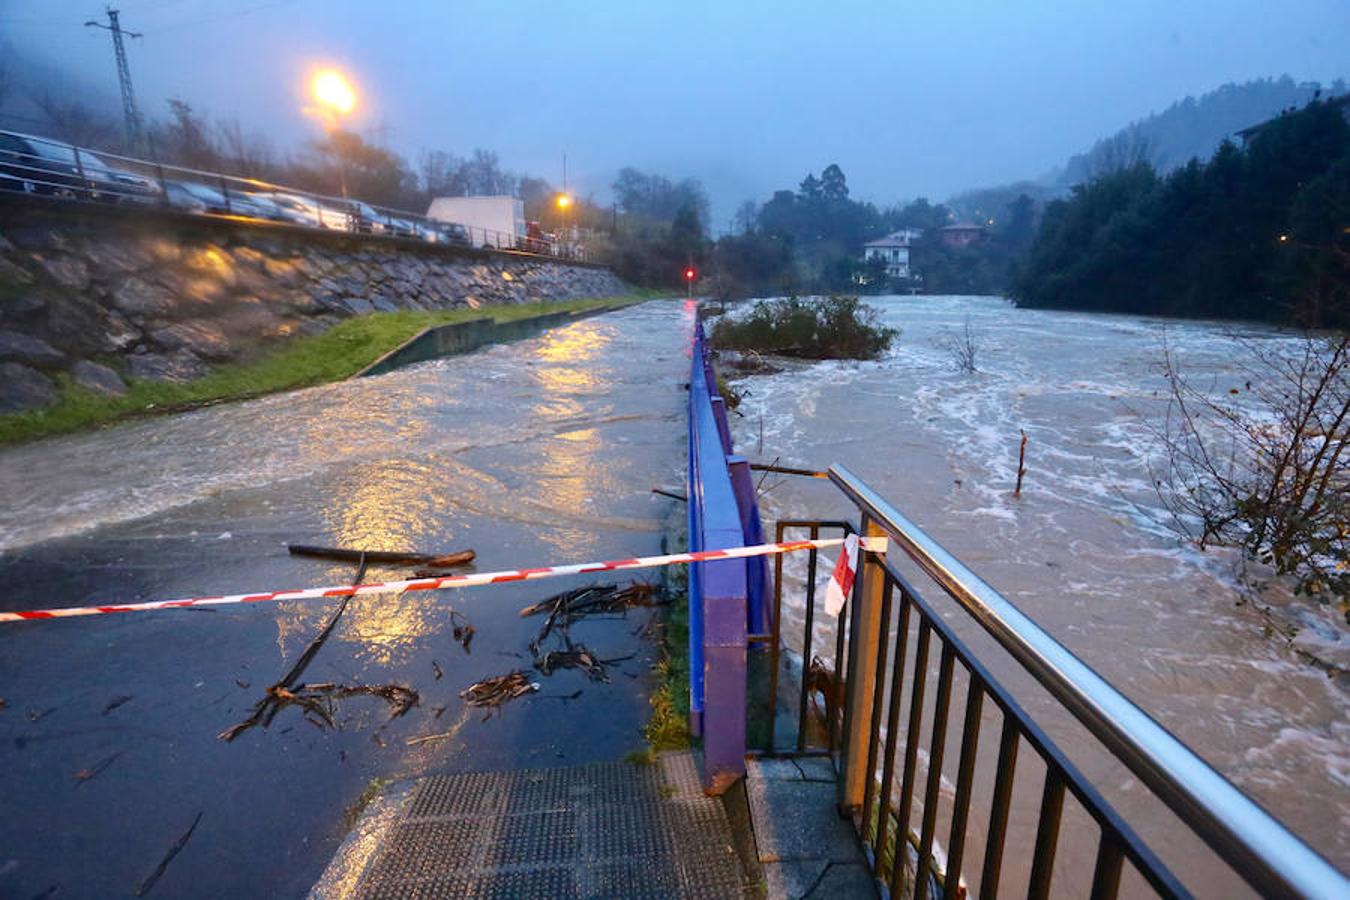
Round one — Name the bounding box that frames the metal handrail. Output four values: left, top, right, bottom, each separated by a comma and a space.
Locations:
829, 463, 1348, 898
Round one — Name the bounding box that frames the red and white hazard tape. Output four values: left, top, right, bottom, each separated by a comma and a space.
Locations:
0, 536, 887, 624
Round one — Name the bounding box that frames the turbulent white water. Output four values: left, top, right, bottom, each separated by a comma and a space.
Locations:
727, 295, 1349, 881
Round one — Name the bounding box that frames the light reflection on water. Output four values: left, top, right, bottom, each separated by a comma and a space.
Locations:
0, 301, 688, 900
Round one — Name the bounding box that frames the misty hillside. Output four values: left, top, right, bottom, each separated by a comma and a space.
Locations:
1055, 75, 1346, 185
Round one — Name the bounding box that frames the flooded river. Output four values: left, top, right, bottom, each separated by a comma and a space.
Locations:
729, 295, 1348, 893
1, 295, 1344, 897
0, 301, 688, 898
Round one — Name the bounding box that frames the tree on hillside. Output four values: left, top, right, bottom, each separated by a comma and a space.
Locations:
308, 130, 417, 206
710, 231, 794, 298
612, 167, 709, 225
1058, 75, 1346, 184
1013, 98, 1350, 327
159, 99, 217, 169
820, 163, 848, 200
732, 200, 759, 235
884, 197, 952, 233
215, 118, 273, 178
1086, 130, 1159, 179
32, 91, 121, 150
1003, 193, 1037, 255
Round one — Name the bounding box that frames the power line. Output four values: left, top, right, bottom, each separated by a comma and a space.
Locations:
85, 7, 143, 144
146, 0, 300, 33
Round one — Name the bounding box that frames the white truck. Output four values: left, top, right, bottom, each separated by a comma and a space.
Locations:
425, 195, 525, 249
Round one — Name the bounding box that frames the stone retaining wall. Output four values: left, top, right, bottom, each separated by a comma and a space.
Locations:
0, 196, 627, 412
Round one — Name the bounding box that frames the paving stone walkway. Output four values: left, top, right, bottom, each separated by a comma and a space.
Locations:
744, 756, 876, 899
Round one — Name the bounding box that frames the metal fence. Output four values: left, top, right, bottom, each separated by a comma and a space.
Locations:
760, 465, 1349, 898
0, 128, 586, 260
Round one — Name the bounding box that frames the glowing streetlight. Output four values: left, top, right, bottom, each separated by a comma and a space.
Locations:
312, 69, 357, 118
555, 193, 573, 210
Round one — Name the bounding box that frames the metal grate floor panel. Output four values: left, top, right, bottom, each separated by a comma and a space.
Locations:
351, 753, 746, 899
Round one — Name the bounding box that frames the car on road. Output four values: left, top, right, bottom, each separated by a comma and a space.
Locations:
270, 192, 351, 229
348, 200, 389, 234
84, 154, 161, 204
0, 131, 86, 197
436, 222, 472, 246
213, 189, 272, 219
165, 180, 230, 215
388, 215, 441, 241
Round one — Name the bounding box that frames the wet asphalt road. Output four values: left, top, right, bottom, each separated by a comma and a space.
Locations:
0, 301, 688, 899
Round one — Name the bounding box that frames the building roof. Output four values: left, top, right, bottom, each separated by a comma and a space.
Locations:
864, 231, 918, 248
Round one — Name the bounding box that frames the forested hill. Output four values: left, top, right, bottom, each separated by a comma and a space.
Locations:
1012, 98, 1350, 328
1057, 76, 1344, 185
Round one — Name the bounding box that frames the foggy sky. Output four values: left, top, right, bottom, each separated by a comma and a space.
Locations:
3, 0, 1347, 227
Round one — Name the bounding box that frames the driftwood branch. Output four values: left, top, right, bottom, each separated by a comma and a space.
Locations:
287, 545, 475, 568
135, 811, 203, 896
1014, 430, 1028, 497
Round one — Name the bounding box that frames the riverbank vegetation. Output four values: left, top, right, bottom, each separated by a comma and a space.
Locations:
0, 295, 649, 447
1012, 97, 1350, 328
1155, 333, 1350, 624
709, 295, 897, 360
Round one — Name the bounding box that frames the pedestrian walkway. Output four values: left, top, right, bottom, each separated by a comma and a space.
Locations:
311, 752, 749, 899
743, 756, 876, 899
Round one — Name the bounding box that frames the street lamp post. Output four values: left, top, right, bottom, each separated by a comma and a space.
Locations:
311, 68, 357, 198
556, 192, 572, 258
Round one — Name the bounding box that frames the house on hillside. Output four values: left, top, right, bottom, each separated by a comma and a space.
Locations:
939, 223, 985, 248
863, 229, 922, 278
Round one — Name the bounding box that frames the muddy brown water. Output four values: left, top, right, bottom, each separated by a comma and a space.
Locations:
2, 295, 1345, 897
733, 295, 1347, 897
0, 301, 689, 899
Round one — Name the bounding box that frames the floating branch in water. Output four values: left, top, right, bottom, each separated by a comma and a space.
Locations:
450, 609, 475, 652
459, 671, 538, 714
135, 811, 202, 896
218, 682, 418, 741
288, 544, 476, 568
1015, 430, 1028, 498
519, 583, 665, 620
74, 749, 124, 785
535, 645, 609, 681
103, 695, 134, 715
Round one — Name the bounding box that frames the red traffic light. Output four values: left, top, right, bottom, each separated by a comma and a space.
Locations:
684, 267, 697, 281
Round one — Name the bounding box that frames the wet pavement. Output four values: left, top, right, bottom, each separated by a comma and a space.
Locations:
0, 300, 689, 899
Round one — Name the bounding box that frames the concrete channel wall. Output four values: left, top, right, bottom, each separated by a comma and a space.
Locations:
0, 194, 627, 412
356, 304, 626, 377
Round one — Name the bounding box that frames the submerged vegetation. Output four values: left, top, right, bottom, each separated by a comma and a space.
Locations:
0, 295, 650, 446
709, 295, 897, 360
1154, 333, 1350, 623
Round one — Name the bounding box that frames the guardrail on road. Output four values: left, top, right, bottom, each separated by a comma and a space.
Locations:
0, 128, 584, 261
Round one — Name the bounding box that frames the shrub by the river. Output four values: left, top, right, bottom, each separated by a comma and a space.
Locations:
709, 295, 897, 360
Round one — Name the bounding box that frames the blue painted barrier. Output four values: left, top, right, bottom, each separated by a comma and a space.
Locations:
686, 314, 768, 792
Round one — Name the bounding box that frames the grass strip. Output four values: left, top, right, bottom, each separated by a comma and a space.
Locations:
0, 292, 659, 447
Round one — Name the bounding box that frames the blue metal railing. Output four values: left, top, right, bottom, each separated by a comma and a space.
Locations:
686, 314, 768, 793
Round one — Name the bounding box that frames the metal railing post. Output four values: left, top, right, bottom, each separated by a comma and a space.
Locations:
71, 146, 88, 197
838, 514, 888, 812
218, 175, 231, 214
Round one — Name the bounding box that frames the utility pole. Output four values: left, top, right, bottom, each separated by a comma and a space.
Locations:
85, 8, 143, 145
